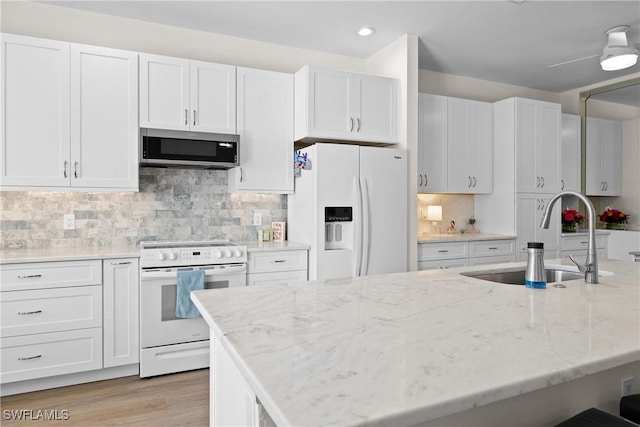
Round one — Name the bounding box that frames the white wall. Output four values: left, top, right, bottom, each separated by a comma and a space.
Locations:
0, 1, 365, 74
419, 69, 559, 103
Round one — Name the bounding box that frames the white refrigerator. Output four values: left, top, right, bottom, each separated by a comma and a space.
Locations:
288, 143, 407, 280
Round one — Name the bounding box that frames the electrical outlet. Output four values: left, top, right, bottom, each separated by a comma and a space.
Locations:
253, 212, 262, 226
63, 214, 75, 230
622, 377, 634, 397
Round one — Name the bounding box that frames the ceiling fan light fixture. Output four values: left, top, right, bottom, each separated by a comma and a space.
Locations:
600, 25, 639, 71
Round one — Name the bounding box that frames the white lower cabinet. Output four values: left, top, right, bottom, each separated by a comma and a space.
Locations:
0, 329, 102, 384
247, 249, 308, 286
561, 234, 609, 260
103, 258, 139, 368
1, 256, 141, 390
418, 239, 515, 271
0, 260, 104, 384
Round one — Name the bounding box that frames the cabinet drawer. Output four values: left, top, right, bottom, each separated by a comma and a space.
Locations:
561, 235, 607, 251
248, 250, 308, 274
0, 260, 102, 291
1, 285, 102, 338
247, 271, 308, 287
0, 328, 102, 384
418, 242, 467, 261
418, 259, 469, 271
469, 240, 515, 258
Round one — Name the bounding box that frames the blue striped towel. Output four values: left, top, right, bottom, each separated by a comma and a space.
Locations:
175, 270, 205, 318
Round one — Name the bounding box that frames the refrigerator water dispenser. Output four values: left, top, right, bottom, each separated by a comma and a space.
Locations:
325, 207, 353, 250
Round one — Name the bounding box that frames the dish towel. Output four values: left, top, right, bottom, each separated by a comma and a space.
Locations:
175, 269, 205, 318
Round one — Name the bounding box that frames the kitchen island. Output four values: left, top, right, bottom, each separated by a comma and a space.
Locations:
191, 259, 640, 426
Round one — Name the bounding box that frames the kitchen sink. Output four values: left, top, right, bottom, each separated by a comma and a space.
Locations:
461, 267, 585, 285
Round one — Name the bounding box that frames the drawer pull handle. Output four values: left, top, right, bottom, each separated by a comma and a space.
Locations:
437, 250, 449, 253
111, 261, 132, 266
271, 260, 286, 263
488, 247, 498, 250
580, 241, 588, 244
17, 274, 42, 279
18, 310, 42, 315
18, 354, 42, 361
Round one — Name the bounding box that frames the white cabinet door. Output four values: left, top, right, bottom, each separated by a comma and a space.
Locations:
516, 194, 560, 256
230, 67, 293, 193
353, 74, 397, 143
189, 60, 236, 133
516, 99, 560, 194
417, 93, 447, 192
103, 258, 139, 368
1, 34, 70, 187
447, 97, 493, 194
139, 53, 190, 130
536, 101, 561, 193
561, 114, 580, 192
295, 66, 397, 144
70, 45, 138, 190
306, 67, 352, 139
586, 118, 621, 196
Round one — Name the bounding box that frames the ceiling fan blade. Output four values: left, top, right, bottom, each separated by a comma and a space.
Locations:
547, 53, 601, 68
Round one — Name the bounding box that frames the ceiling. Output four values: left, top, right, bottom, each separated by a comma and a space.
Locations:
44, 0, 640, 94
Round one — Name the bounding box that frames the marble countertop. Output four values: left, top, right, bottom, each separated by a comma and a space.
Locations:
192, 259, 640, 427
0, 245, 140, 264
418, 232, 516, 243
0, 241, 309, 264
241, 240, 310, 252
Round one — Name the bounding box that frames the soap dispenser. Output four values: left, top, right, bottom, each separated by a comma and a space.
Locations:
525, 242, 546, 289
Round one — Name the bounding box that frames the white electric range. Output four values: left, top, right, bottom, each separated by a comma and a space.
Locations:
139, 239, 247, 378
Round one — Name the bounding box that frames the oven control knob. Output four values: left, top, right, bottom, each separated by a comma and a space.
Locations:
216, 250, 223, 258
224, 249, 232, 258
169, 252, 178, 261
157, 252, 166, 261
234, 249, 242, 257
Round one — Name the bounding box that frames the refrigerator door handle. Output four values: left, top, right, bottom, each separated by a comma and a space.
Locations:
354, 177, 363, 277
360, 177, 370, 276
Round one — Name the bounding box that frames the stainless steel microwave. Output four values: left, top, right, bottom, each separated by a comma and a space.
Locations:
140, 128, 239, 169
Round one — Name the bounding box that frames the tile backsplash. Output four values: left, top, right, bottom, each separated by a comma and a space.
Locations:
417, 194, 475, 237
0, 168, 287, 250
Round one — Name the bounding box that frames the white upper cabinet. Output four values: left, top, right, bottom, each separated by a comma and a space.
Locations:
418, 93, 447, 192
586, 117, 621, 196
1, 34, 71, 187
139, 53, 236, 134
71, 44, 138, 190
516, 194, 560, 258
417, 94, 493, 194
295, 65, 397, 144
560, 113, 581, 192
447, 97, 493, 193
1, 34, 138, 191
515, 98, 561, 193
228, 67, 294, 193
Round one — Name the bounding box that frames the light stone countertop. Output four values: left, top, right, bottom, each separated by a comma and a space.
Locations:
0, 241, 309, 264
418, 232, 516, 243
0, 245, 140, 264
242, 240, 310, 252
192, 259, 640, 427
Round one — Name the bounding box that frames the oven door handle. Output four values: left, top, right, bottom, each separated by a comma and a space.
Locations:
141, 265, 246, 280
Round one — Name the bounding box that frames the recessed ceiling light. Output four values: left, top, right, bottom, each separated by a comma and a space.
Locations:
358, 27, 375, 37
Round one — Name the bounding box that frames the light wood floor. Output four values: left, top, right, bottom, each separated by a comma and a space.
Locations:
1, 369, 209, 426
